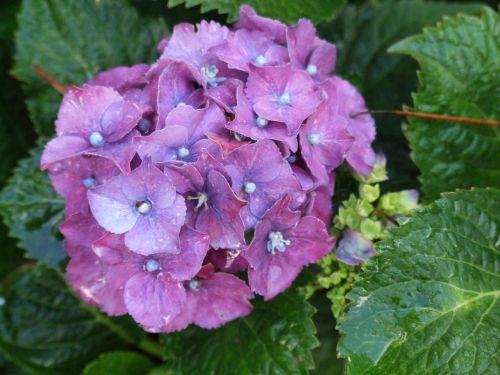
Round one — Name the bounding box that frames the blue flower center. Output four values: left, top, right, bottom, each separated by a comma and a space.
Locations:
82, 176, 97, 189
177, 146, 190, 159
145, 259, 160, 273
136, 199, 152, 215
137, 118, 151, 133
266, 231, 291, 254
256, 117, 268, 128
201, 64, 226, 87
89, 131, 105, 147
306, 64, 318, 76
254, 55, 267, 66
244, 181, 257, 194
279, 92, 291, 105
188, 279, 202, 291
307, 132, 321, 145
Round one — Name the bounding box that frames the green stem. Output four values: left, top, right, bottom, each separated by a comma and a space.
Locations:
138, 337, 164, 359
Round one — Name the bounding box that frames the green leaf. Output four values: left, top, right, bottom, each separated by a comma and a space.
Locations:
83, 351, 154, 375
319, 0, 481, 192
0, 0, 36, 278
168, 0, 346, 25
339, 188, 500, 374
162, 289, 318, 375
389, 8, 500, 201
0, 145, 65, 267
0, 265, 134, 375
13, 0, 167, 137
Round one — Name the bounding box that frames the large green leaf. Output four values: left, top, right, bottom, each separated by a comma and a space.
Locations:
83, 351, 154, 375
339, 188, 500, 374
319, 0, 481, 191
389, 8, 500, 201
12, 0, 167, 137
0, 265, 134, 375
0, 0, 36, 278
0, 145, 65, 267
168, 0, 345, 25
162, 289, 318, 375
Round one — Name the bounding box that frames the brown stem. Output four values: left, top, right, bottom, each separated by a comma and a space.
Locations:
352, 110, 500, 127
373, 207, 399, 227
33, 65, 66, 95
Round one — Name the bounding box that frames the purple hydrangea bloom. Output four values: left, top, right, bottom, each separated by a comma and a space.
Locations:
335, 229, 376, 266
224, 140, 305, 228
41, 85, 146, 174
236, 5, 287, 42
91, 226, 209, 330
162, 264, 253, 332
227, 85, 298, 152
244, 196, 334, 299
210, 28, 288, 72
286, 19, 336, 81
135, 102, 224, 164
41, 4, 378, 332
299, 97, 354, 185
153, 61, 205, 130
179, 151, 246, 249
87, 160, 186, 255
246, 64, 321, 135
330, 76, 376, 174
48, 156, 119, 215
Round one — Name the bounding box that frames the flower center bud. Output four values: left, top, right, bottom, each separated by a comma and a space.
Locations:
244, 181, 257, 194
145, 259, 160, 273
254, 55, 267, 66
279, 92, 291, 105
187, 192, 209, 211
256, 117, 268, 128
201, 64, 225, 87
177, 146, 190, 159
266, 231, 291, 255
89, 131, 105, 147
188, 279, 202, 291
306, 64, 318, 76
82, 176, 97, 189
307, 132, 321, 145
137, 118, 151, 133
136, 199, 152, 215
176, 102, 186, 108
287, 154, 297, 163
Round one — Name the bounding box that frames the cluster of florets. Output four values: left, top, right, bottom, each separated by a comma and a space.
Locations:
41, 5, 376, 332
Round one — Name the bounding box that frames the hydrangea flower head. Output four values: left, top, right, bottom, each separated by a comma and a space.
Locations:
42, 5, 377, 332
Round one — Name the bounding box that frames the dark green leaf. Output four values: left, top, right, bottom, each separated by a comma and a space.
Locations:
0, 265, 133, 375
389, 8, 500, 201
162, 289, 318, 375
13, 0, 167, 137
0, 0, 36, 278
319, 0, 481, 191
83, 351, 154, 375
339, 188, 500, 374
0, 145, 65, 267
168, 0, 346, 25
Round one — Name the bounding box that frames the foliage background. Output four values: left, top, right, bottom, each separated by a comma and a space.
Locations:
0, 1, 498, 374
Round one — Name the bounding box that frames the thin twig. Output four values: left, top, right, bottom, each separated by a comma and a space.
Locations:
34, 65, 66, 95
373, 207, 399, 227
352, 110, 500, 127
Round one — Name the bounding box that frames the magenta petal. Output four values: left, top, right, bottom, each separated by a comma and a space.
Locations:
160, 226, 210, 281
66, 243, 128, 316
236, 5, 287, 42
41, 135, 89, 169
89, 64, 149, 92
195, 170, 246, 250
60, 212, 107, 248
124, 272, 186, 331
192, 273, 253, 329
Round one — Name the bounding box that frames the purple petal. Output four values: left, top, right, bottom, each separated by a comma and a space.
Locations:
124, 272, 186, 331
335, 229, 376, 266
